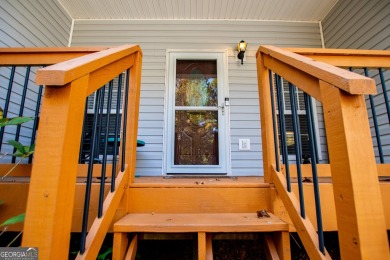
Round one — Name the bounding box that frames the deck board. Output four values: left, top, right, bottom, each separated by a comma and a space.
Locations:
114, 213, 288, 233
130, 176, 268, 187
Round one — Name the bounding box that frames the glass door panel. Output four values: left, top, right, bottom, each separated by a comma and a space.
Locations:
175, 110, 219, 165
174, 59, 219, 166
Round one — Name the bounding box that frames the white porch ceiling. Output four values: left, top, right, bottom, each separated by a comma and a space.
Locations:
58, 0, 338, 21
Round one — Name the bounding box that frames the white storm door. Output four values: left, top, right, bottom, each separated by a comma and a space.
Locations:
166, 51, 229, 174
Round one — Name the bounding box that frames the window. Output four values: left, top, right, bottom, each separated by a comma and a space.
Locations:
275, 76, 311, 159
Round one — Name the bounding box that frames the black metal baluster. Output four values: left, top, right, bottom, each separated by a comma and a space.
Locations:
304, 93, 324, 254
365, 68, 384, 163
275, 75, 291, 192
98, 81, 114, 218
269, 71, 280, 172
28, 83, 43, 163
79, 98, 89, 164
12, 66, 30, 163
308, 97, 319, 164
80, 89, 102, 254
378, 68, 390, 124
121, 69, 130, 172
0, 66, 16, 151
94, 86, 106, 163
290, 83, 305, 218
112, 74, 123, 191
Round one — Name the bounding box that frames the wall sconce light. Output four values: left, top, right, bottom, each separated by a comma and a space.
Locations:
237, 40, 247, 65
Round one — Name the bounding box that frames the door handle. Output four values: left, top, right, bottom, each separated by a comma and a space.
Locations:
218, 103, 225, 115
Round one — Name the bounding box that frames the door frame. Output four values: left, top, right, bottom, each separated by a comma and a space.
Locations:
163, 49, 231, 175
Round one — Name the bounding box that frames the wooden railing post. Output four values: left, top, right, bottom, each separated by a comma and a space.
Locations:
126, 51, 142, 184
257, 52, 277, 183
22, 76, 89, 259
320, 81, 389, 259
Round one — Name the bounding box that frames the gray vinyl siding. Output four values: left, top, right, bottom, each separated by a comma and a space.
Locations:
0, 0, 72, 47
0, 0, 71, 162
322, 0, 390, 50
322, 0, 390, 163
70, 20, 322, 176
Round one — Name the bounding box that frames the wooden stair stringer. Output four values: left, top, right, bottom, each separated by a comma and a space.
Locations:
273, 170, 331, 260
264, 233, 281, 260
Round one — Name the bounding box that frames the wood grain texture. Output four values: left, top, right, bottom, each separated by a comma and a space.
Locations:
263, 54, 321, 101
377, 164, 390, 177
285, 48, 390, 68
114, 213, 288, 233
125, 51, 142, 183
198, 232, 207, 260
0, 164, 115, 178
1, 45, 142, 260
197, 233, 213, 260
271, 184, 338, 232
291, 184, 337, 231
258, 45, 376, 95
0, 47, 107, 65
0, 182, 127, 232
256, 51, 278, 183
124, 234, 138, 260
21, 76, 89, 259
6, 163, 390, 178
130, 176, 268, 188
86, 54, 135, 96
284, 48, 390, 56
127, 187, 271, 213
320, 81, 389, 259
291, 55, 390, 69
113, 233, 129, 260
2, 182, 389, 232
76, 168, 128, 260
35, 45, 142, 85
272, 170, 331, 260
264, 233, 280, 260
272, 232, 291, 260
0, 47, 107, 53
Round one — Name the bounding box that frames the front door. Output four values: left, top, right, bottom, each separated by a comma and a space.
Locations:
165, 51, 229, 174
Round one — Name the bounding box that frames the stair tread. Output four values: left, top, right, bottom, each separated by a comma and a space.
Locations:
114, 212, 288, 233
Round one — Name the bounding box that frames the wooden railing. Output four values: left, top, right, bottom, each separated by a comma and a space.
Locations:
0, 45, 142, 259
257, 46, 390, 259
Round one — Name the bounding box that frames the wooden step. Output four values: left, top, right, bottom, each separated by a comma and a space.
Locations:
113, 213, 290, 260
114, 212, 288, 233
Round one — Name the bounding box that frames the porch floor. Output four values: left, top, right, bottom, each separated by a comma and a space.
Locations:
131, 176, 267, 187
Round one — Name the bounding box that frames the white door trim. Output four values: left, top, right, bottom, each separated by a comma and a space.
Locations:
163, 49, 231, 175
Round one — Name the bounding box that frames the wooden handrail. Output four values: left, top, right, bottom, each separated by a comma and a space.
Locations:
258, 45, 376, 95
0, 47, 108, 65
257, 46, 390, 259
18, 45, 143, 260
285, 48, 390, 68
35, 44, 142, 86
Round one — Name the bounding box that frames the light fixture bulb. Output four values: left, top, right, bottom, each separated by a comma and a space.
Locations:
237, 40, 247, 65
238, 40, 247, 52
